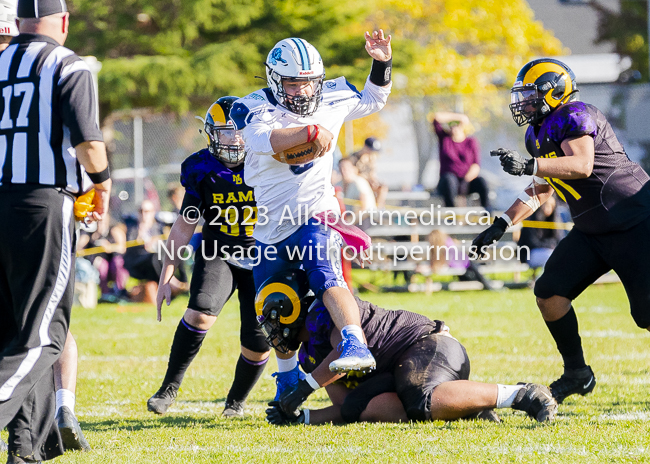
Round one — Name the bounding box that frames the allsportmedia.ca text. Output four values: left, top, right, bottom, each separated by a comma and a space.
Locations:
181, 203, 494, 228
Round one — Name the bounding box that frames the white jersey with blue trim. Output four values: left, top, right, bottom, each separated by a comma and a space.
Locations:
231, 76, 391, 244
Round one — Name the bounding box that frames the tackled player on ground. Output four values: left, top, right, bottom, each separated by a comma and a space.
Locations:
256, 270, 557, 426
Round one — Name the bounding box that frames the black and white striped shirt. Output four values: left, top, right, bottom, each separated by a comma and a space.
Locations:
0, 33, 103, 194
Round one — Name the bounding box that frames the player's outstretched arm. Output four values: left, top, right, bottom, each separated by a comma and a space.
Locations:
504, 183, 555, 226
471, 182, 554, 259
538, 135, 595, 179
493, 135, 594, 180
156, 214, 196, 321
365, 30, 392, 64
364, 30, 392, 91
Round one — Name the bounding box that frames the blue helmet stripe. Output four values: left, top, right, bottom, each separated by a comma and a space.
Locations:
291, 38, 310, 71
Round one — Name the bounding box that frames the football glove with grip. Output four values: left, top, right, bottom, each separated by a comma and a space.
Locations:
279, 378, 314, 416
266, 401, 306, 426
471, 217, 509, 259
491, 148, 535, 177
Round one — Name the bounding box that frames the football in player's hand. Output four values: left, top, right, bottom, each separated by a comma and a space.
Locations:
273, 142, 319, 165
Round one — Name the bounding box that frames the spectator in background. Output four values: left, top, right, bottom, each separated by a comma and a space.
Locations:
349, 137, 388, 209
167, 182, 185, 215
164, 182, 190, 283
517, 196, 563, 271
432, 112, 490, 209
78, 211, 129, 303
122, 200, 187, 303
339, 158, 377, 219
157, 183, 186, 226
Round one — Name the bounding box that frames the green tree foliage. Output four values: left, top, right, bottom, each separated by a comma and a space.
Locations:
373, 0, 564, 95
355, 1, 564, 154
66, 0, 371, 121
65, 0, 563, 123
590, 0, 648, 81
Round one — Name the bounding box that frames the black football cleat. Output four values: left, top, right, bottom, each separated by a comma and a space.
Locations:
222, 399, 245, 418
147, 384, 178, 415
512, 383, 558, 423
550, 366, 596, 404
56, 406, 91, 452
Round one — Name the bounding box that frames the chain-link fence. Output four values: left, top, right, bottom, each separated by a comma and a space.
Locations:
103, 111, 205, 218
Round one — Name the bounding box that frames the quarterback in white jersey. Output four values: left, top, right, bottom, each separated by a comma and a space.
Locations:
233, 74, 390, 244
231, 31, 392, 398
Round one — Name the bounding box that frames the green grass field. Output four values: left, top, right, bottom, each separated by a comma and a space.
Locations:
5, 281, 650, 463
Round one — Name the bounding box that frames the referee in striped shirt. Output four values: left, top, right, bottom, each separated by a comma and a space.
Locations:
0, 0, 111, 461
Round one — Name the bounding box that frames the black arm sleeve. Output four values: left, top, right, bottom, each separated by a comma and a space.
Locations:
180, 191, 203, 220
58, 58, 103, 147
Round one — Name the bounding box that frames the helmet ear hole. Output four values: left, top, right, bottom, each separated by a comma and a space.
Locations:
551, 74, 567, 100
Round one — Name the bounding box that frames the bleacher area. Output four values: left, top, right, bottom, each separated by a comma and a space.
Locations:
354, 196, 530, 292
357, 192, 623, 293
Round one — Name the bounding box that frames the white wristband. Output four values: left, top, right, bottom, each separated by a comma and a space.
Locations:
517, 191, 541, 212
532, 158, 539, 176
304, 373, 321, 390
500, 214, 513, 229
303, 409, 310, 425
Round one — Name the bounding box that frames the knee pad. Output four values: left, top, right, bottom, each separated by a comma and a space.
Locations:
241, 331, 271, 354
533, 275, 553, 300
193, 292, 216, 314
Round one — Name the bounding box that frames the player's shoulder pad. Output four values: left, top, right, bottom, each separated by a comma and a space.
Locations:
231, 89, 277, 130
524, 125, 537, 155
547, 101, 597, 142
322, 76, 362, 96
180, 148, 212, 193
180, 149, 208, 175
321, 77, 362, 107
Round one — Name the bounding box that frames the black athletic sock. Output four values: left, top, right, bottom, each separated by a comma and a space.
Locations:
544, 306, 587, 370
161, 318, 208, 388
226, 354, 269, 403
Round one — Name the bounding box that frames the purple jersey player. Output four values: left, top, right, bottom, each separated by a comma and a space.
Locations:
255, 270, 558, 425
148, 97, 270, 419
472, 58, 650, 405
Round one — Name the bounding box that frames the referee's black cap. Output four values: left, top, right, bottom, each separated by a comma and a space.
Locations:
17, 0, 67, 18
